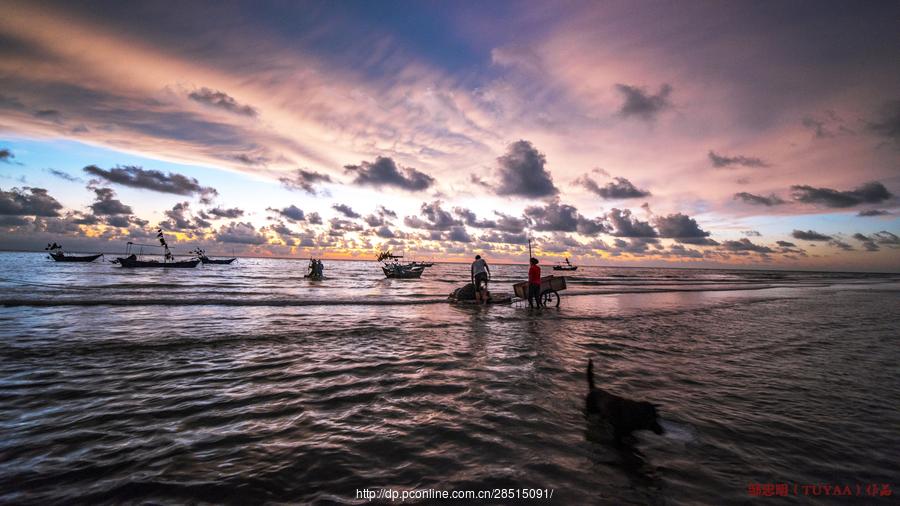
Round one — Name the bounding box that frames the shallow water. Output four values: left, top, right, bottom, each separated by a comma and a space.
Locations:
1, 253, 898, 504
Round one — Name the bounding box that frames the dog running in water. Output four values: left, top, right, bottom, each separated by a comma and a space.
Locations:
585, 359, 664, 443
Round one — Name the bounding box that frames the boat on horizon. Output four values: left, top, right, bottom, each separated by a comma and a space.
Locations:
552, 257, 578, 271
45, 243, 103, 263
191, 248, 237, 265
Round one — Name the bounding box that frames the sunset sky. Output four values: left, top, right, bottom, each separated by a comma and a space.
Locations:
1, 0, 898, 270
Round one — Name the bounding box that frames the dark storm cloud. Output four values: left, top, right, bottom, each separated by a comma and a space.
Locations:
708, 151, 770, 169
89, 187, 133, 216
866, 99, 900, 144
654, 213, 717, 245
495, 140, 558, 198
215, 222, 268, 244
279, 169, 333, 195
607, 208, 657, 238
202, 206, 244, 219
267, 205, 305, 222
577, 175, 650, 199
403, 201, 461, 230
733, 192, 786, 206
857, 209, 890, 217
523, 201, 579, 231
188, 87, 258, 117
332, 204, 361, 219
83, 165, 218, 202
615, 83, 672, 120
344, 156, 434, 191
576, 216, 608, 236
791, 229, 832, 241
721, 238, 774, 254
790, 182, 893, 208
0, 187, 63, 216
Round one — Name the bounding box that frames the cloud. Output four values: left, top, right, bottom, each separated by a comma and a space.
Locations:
853, 231, 900, 252
852, 233, 879, 252
524, 200, 579, 231
267, 205, 305, 222
494, 140, 558, 198
790, 181, 893, 208
721, 238, 774, 254
0, 148, 14, 163
776, 240, 797, 247
453, 207, 496, 229
403, 200, 461, 230
857, 209, 891, 217
89, 187, 133, 215
792, 229, 832, 241
0, 186, 63, 216
344, 156, 434, 191
734, 192, 786, 206
328, 217, 363, 235
866, 99, 900, 144
307, 212, 322, 225
615, 83, 672, 120
83, 165, 218, 203
654, 213, 716, 245
160, 201, 209, 230
375, 225, 395, 238
607, 208, 657, 237
215, 221, 267, 244
45, 169, 82, 182
188, 87, 258, 117
278, 169, 333, 195
708, 151, 770, 169
332, 203, 360, 219
363, 207, 395, 227
577, 175, 650, 199
481, 231, 528, 244
743, 230, 762, 237
202, 206, 244, 219
447, 226, 472, 243
494, 211, 528, 233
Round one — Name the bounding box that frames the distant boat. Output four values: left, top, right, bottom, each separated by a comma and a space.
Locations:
409, 261, 434, 267
553, 257, 578, 271
114, 230, 199, 268
45, 242, 102, 262
191, 248, 236, 265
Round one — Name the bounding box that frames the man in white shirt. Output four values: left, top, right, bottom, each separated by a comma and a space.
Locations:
470, 254, 491, 304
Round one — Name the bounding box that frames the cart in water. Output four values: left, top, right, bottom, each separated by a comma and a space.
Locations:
513, 275, 567, 307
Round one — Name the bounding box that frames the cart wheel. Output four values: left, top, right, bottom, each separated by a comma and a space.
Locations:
542, 290, 560, 307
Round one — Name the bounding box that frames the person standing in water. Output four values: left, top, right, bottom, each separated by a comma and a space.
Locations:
471, 254, 491, 304
528, 257, 542, 308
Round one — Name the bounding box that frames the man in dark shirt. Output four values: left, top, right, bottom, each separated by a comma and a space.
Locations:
528, 257, 542, 308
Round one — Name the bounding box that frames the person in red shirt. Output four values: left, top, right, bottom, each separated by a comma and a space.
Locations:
527, 257, 542, 308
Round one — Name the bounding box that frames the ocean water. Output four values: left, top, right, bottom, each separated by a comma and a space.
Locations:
0, 252, 898, 504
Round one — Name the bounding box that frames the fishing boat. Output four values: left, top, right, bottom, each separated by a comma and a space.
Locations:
377, 250, 425, 278
113, 230, 200, 268
191, 248, 236, 265
552, 257, 578, 271
45, 243, 103, 262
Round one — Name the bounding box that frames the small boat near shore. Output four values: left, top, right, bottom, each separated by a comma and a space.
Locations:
378, 250, 427, 279
45, 243, 102, 262
114, 230, 199, 269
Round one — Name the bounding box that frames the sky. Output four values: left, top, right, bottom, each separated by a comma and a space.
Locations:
1, 0, 898, 271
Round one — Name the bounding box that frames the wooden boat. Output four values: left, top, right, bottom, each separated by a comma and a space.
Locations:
114, 231, 199, 268
49, 252, 103, 263
382, 264, 425, 279
115, 254, 199, 268
552, 257, 578, 271
200, 256, 236, 265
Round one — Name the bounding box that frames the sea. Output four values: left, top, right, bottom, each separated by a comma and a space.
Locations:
0, 251, 898, 505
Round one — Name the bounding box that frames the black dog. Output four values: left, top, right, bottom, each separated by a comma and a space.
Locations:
585, 359, 664, 443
